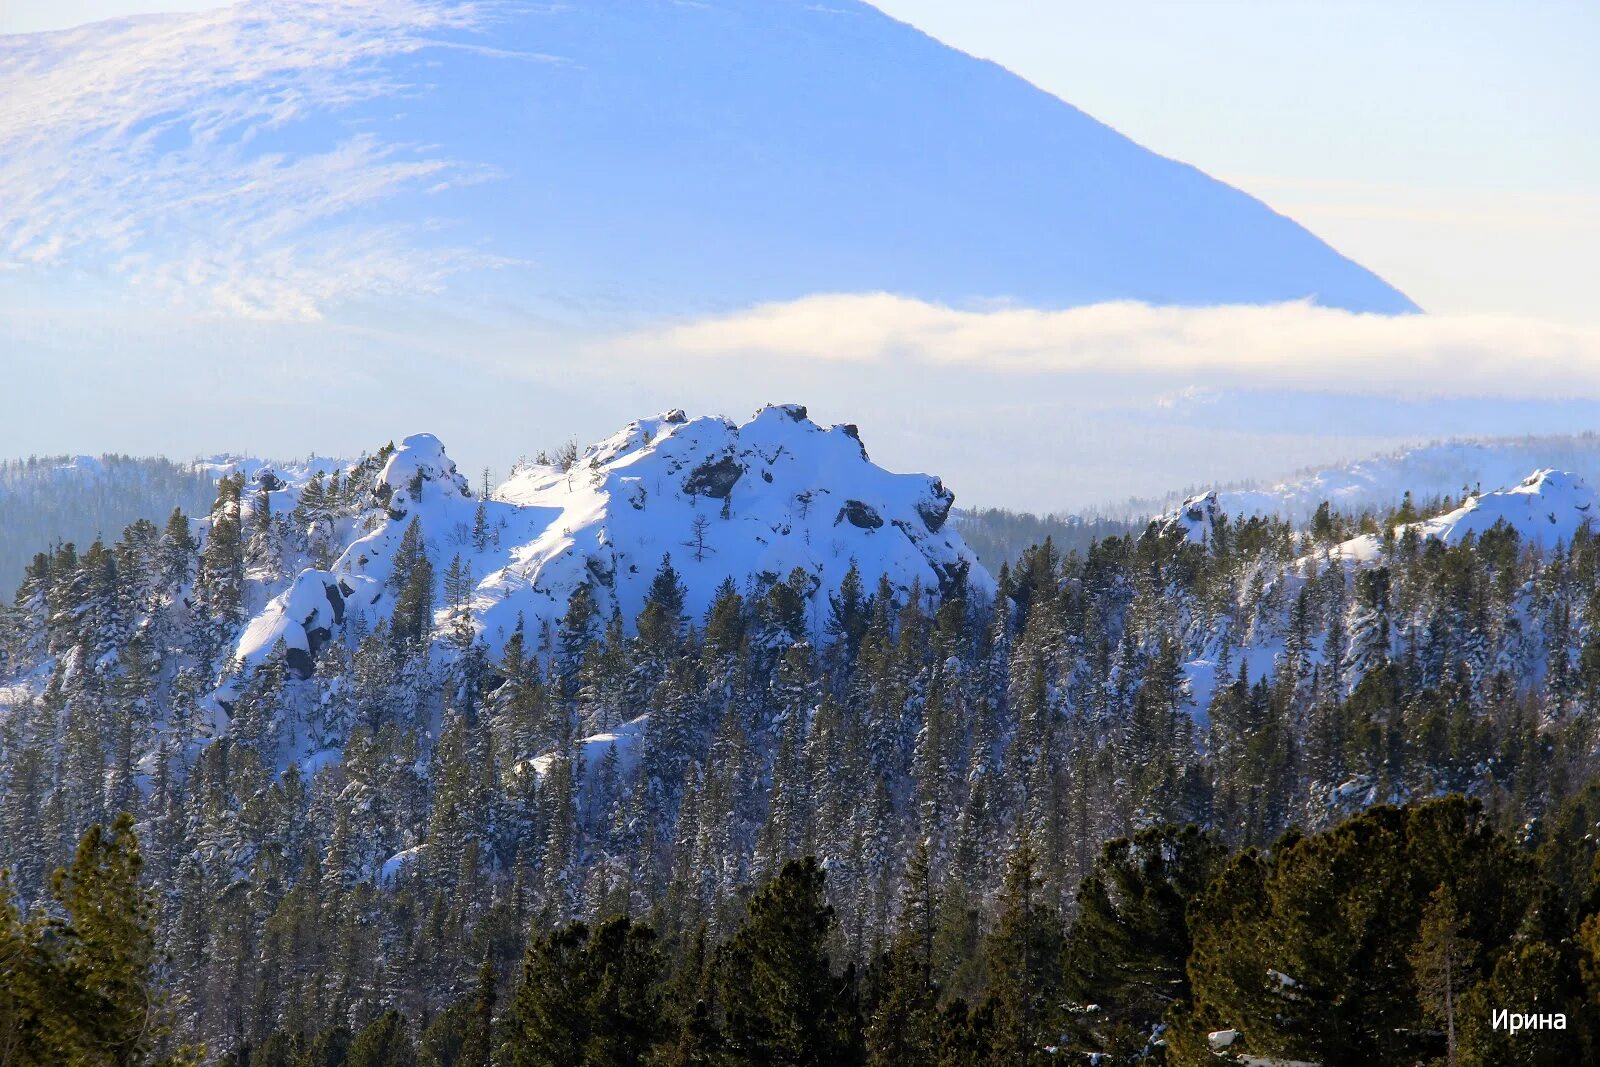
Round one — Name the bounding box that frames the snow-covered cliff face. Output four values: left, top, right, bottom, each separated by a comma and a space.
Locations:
236, 406, 992, 675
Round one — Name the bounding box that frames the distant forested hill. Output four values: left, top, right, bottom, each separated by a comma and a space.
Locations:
0, 455, 217, 595
955, 507, 1143, 570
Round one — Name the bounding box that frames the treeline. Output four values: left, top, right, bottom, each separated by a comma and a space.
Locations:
13, 795, 1600, 1064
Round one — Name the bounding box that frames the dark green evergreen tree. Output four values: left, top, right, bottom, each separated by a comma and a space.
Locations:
718, 858, 862, 1066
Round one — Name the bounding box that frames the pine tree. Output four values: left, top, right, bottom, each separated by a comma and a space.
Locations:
1410, 885, 1478, 1067
865, 843, 939, 1066
558, 583, 601, 701
350, 1010, 417, 1067
458, 957, 497, 1067
473, 501, 491, 553
1457, 941, 1586, 1066
444, 554, 476, 653
718, 858, 862, 1066
638, 554, 689, 655
507, 917, 665, 1067
391, 517, 436, 649
0, 869, 65, 1065
1063, 825, 1225, 1052
826, 560, 869, 668
50, 811, 168, 1066
301, 1024, 353, 1067
196, 473, 246, 625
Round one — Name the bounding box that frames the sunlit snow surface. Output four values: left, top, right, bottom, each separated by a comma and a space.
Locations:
235, 405, 991, 670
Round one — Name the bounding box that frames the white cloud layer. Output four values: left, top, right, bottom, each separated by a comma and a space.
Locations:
0, 0, 501, 319
623, 293, 1600, 398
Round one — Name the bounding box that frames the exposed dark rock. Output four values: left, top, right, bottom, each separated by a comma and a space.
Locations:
663, 408, 687, 424
929, 557, 971, 599
683, 455, 743, 499
285, 646, 314, 679
323, 581, 345, 625
836, 500, 884, 530
918, 479, 955, 532
253, 469, 286, 492
586, 554, 616, 587
837, 423, 868, 460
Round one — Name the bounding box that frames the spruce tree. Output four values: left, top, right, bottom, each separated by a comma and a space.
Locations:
982, 837, 1062, 1065
50, 812, 167, 1066
865, 844, 940, 1066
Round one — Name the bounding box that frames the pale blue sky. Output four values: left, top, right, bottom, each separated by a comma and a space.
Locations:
4, 0, 1594, 323
870, 1, 1600, 326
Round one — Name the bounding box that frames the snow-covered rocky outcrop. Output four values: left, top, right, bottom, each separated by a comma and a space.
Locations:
235, 406, 992, 676
1157, 490, 1226, 545
1412, 469, 1596, 546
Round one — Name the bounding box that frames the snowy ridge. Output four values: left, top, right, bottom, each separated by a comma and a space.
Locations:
194, 454, 347, 488
1160, 467, 1600, 717
1136, 435, 1600, 527
234, 406, 992, 676
1413, 469, 1597, 546
1330, 468, 1599, 564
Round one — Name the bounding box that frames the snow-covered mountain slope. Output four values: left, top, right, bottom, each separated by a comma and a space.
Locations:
1132, 435, 1600, 527
236, 405, 991, 675
1331, 469, 1599, 563
1414, 469, 1598, 545
1148, 467, 1600, 716
0, 0, 1414, 317
1158, 465, 1600, 565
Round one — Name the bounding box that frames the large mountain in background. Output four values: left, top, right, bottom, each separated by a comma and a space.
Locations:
0, 0, 1416, 319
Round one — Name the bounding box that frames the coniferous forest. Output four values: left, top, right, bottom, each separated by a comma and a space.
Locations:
7, 456, 1600, 1064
